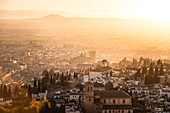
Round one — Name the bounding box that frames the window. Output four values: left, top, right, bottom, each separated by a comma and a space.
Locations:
109, 110, 111, 113
122, 110, 124, 113
113, 100, 115, 103
91, 87, 93, 90
89, 99, 91, 101
88, 87, 89, 91
105, 111, 107, 113
123, 100, 125, 103
104, 100, 106, 103
128, 110, 131, 113
118, 110, 120, 113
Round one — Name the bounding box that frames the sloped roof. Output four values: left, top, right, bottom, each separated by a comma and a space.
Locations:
94, 90, 131, 98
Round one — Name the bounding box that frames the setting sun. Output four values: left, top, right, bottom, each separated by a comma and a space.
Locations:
130, 0, 170, 20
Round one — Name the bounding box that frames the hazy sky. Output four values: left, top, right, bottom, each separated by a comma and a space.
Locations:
1, 0, 170, 19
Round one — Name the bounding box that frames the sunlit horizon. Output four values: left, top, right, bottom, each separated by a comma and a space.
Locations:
1, 0, 170, 20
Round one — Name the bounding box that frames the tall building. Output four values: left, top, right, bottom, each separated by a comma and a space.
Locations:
89, 51, 96, 63
82, 82, 133, 113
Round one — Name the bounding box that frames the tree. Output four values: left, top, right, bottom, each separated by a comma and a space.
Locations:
49, 69, 54, 77
34, 77, 37, 87
149, 65, 154, 75
28, 85, 32, 100
110, 71, 113, 77
45, 71, 50, 83
157, 59, 162, 65
3, 85, 7, 98
42, 83, 45, 93
135, 69, 141, 79
42, 70, 50, 84
132, 58, 138, 66
61, 73, 64, 86
76, 83, 84, 91
7, 85, 12, 98
154, 67, 159, 83
40, 102, 50, 113
56, 72, 59, 80
142, 65, 147, 76
0, 84, 3, 97
160, 64, 164, 75
50, 75, 53, 84
145, 74, 153, 85
14, 85, 19, 96
105, 81, 113, 90
68, 73, 71, 80
38, 79, 41, 91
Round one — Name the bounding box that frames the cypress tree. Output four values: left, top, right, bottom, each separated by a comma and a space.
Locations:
0, 84, 3, 97
142, 66, 147, 76
135, 69, 141, 78
34, 77, 37, 87
28, 85, 32, 100
154, 67, 159, 83
14, 85, 19, 96
157, 59, 162, 65
68, 73, 71, 80
8, 85, 12, 98
3, 85, 7, 98
149, 65, 154, 75
42, 69, 48, 76
145, 74, 153, 84
160, 64, 164, 75
42, 83, 45, 93
45, 71, 49, 83
38, 79, 41, 91
61, 72, 64, 85
110, 71, 113, 77
56, 72, 59, 80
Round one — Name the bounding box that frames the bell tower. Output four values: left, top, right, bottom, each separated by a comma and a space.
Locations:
84, 81, 94, 105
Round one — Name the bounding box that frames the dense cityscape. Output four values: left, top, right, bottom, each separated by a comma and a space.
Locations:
0, 38, 170, 113
1, 0, 170, 113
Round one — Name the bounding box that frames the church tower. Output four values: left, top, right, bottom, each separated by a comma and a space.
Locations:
84, 81, 94, 105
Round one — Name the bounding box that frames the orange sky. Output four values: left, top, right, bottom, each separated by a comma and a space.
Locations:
1, 0, 170, 19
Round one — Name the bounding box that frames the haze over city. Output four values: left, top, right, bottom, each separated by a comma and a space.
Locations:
0, 0, 170, 113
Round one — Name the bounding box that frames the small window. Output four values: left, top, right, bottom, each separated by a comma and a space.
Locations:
89, 99, 91, 101
118, 110, 120, 113
109, 110, 111, 113
113, 100, 115, 103
105, 111, 107, 113
91, 86, 93, 90
122, 110, 124, 113
128, 110, 131, 113
123, 100, 125, 103
104, 100, 106, 103
88, 87, 89, 91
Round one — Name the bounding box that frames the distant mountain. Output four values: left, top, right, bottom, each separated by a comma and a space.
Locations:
0, 10, 75, 19
0, 13, 169, 40
40, 14, 65, 20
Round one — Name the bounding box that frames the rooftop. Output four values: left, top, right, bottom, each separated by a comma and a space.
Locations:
94, 90, 131, 98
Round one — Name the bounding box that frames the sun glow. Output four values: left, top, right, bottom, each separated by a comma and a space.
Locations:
130, 0, 170, 20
